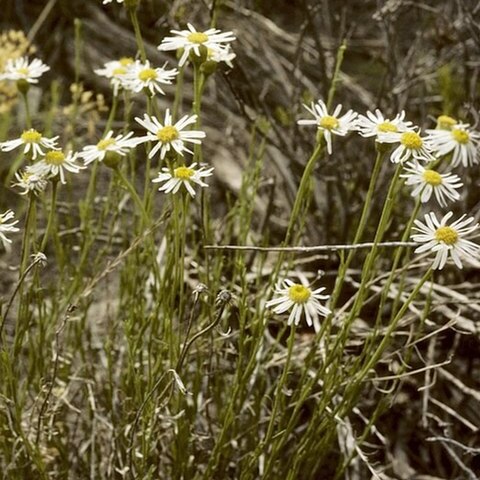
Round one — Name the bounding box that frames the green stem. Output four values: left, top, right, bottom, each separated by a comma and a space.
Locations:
326, 148, 387, 315
349, 268, 432, 393
129, 8, 147, 62
81, 94, 118, 231
19, 195, 36, 277
284, 142, 324, 246
172, 66, 185, 120
114, 167, 150, 227
22, 92, 32, 129
269, 141, 324, 287
192, 64, 205, 163
40, 181, 58, 252
350, 163, 403, 309
143, 97, 153, 206
312, 163, 403, 383
245, 327, 296, 475
326, 40, 347, 110
104, 93, 118, 135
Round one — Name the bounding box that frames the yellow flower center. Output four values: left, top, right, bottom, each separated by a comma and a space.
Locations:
422, 169, 442, 186
319, 115, 339, 130
138, 68, 157, 82
174, 166, 194, 180
400, 131, 423, 149
45, 150, 65, 165
17, 67, 29, 75
119, 57, 134, 66
97, 138, 116, 150
187, 32, 209, 44
157, 126, 179, 143
452, 128, 469, 144
288, 284, 311, 304
377, 121, 398, 133
435, 226, 458, 245
21, 129, 42, 143
437, 115, 457, 130
113, 67, 127, 76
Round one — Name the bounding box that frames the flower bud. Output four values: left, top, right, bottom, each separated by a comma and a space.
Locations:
103, 151, 123, 169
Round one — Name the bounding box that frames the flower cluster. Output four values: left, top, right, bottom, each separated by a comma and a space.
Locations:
0, 23, 228, 248
94, 24, 236, 98
134, 109, 212, 197
95, 58, 178, 97
296, 105, 480, 270
298, 102, 479, 168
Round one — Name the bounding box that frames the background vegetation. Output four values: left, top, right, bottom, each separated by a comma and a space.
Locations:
1, 0, 480, 478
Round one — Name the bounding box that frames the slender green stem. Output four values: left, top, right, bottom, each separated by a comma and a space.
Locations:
269, 141, 324, 288
104, 93, 118, 135
269, 40, 347, 287
129, 8, 147, 62
40, 181, 58, 252
21, 92, 32, 129
19, 195, 36, 277
192, 64, 205, 163
114, 167, 150, 226
349, 163, 403, 311
245, 327, 296, 475
210, 0, 223, 27
310, 162, 403, 384
143, 97, 153, 206
81, 94, 118, 231
172, 66, 185, 120
389, 197, 422, 318
349, 268, 433, 391
326, 148, 387, 314
326, 40, 347, 110
285, 141, 324, 246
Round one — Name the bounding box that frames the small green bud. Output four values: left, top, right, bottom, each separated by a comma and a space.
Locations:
375, 140, 392, 155
200, 60, 218, 76
189, 45, 208, 67
16, 79, 30, 95
103, 151, 123, 169
124, 0, 139, 9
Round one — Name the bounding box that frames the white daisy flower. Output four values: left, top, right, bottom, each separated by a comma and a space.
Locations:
426, 123, 480, 168
79, 131, 139, 165
377, 128, 434, 164
103, 0, 123, 3
94, 57, 134, 95
152, 162, 214, 197
356, 109, 412, 139
435, 115, 458, 130
135, 109, 206, 160
120, 60, 178, 96
297, 100, 358, 154
0, 210, 20, 249
412, 211, 480, 270
0, 57, 50, 84
207, 45, 236, 68
13, 168, 49, 195
401, 162, 463, 207
266, 277, 331, 332
0, 129, 59, 160
158, 23, 236, 67
31, 150, 84, 184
